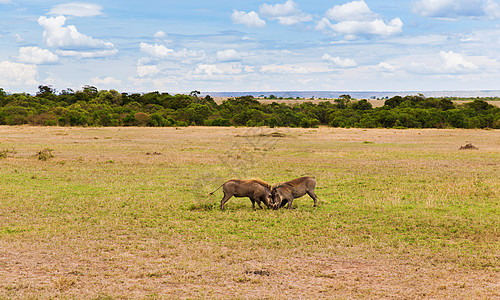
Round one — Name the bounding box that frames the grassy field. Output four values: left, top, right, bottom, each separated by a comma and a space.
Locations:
213, 96, 500, 107
0, 126, 498, 299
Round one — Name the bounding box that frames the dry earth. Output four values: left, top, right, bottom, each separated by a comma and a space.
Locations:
0, 126, 498, 299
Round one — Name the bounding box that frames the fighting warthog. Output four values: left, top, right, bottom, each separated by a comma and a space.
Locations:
271, 176, 318, 209
209, 179, 273, 211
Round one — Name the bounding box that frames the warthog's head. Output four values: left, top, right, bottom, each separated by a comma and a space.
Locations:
270, 187, 283, 209
264, 189, 273, 208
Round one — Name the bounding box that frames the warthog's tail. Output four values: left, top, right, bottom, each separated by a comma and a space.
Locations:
300, 173, 315, 179
209, 183, 224, 196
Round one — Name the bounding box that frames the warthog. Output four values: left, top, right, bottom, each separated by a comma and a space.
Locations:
209, 179, 272, 211
271, 176, 318, 209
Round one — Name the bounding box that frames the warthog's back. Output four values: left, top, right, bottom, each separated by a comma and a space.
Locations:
283, 176, 316, 196
224, 179, 270, 197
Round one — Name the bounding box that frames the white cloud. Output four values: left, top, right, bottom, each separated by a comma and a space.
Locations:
15, 34, 24, 43
439, 51, 478, 71
231, 10, 266, 28
259, 0, 312, 25
137, 65, 160, 77
49, 2, 103, 17
56, 49, 118, 58
17, 46, 59, 64
377, 62, 397, 72
315, 18, 335, 32
322, 54, 357, 68
0, 61, 38, 87
485, 0, 500, 18
216, 49, 241, 62
194, 63, 242, 76
244, 66, 255, 73
38, 16, 115, 52
322, 1, 403, 39
412, 0, 485, 19
153, 31, 167, 38
325, 0, 377, 21
139, 42, 173, 58
139, 42, 205, 60
260, 0, 299, 17
332, 18, 403, 39
260, 64, 310, 74
91, 76, 122, 86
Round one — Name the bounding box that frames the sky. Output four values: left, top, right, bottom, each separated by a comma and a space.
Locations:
1, 0, 500, 94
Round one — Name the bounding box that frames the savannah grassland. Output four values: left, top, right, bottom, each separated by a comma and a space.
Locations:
0, 126, 498, 299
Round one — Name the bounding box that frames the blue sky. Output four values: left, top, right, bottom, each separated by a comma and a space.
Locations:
1, 0, 499, 94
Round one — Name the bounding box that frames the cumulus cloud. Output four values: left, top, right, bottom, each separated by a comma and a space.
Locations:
231, 10, 266, 28
259, 0, 312, 25
411, 0, 488, 19
0, 61, 38, 86
17, 46, 59, 64
38, 16, 115, 52
322, 54, 357, 68
332, 18, 403, 39
137, 65, 160, 77
378, 62, 397, 72
216, 49, 241, 62
315, 18, 335, 32
320, 1, 402, 39
139, 42, 205, 60
194, 63, 242, 76
49, 2, 103, 17
325, 0, 376, 21
439, 51, 478, 71
91, 76, 122, 86
153, 31, 167, 38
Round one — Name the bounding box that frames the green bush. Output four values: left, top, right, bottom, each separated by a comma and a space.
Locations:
0, 87, 497, 129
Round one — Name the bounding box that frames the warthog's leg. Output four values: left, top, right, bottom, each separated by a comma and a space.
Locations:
220, 192, 233, 211
249, 198, 263, 209
256, 197, 263, 209
287, 197, 294, 209
279, 199, 288, 208
307, 190, 318, 207
261, 195, 270, 209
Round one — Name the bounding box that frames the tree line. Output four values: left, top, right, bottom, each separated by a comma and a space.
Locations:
0, 86, 499, 129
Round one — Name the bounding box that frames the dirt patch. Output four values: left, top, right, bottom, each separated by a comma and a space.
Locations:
146, 151, 161, 155
235, 131, 288, 138
459, 143, 478, 150
244, 270, 270, 276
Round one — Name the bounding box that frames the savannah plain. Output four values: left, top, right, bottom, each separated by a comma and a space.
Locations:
0, 125, 498, 299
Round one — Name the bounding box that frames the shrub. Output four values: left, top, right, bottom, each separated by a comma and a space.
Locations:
37, 148, 54, 161
134, 112, 151, 126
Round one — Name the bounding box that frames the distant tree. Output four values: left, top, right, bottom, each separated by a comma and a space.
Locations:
36, 85, 56, 98
335, 94, 351, 109
59, 88, 75, 95
384, 96, 404, 108
82, 85, 98, 97
189, 90, 201, 98
351, 99, 372, 110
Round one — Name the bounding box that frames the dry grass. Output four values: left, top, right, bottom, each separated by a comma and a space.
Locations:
212, 97, 500, 107
0, 126, 498, 299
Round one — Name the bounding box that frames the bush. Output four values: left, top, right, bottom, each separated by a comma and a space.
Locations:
36, 148, 54, 161
206, 117, 231, 126
134, 112, 151, 126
